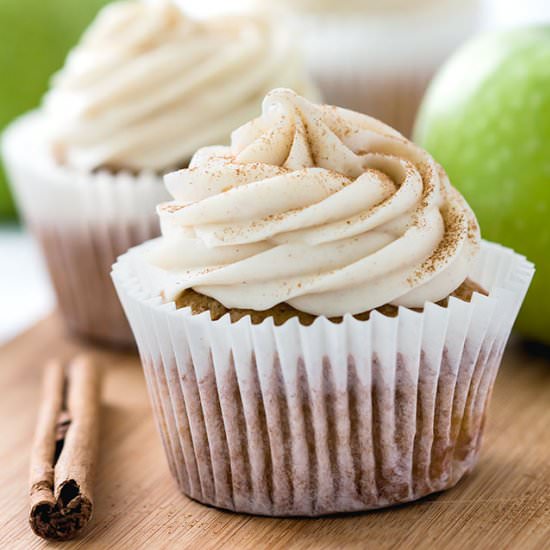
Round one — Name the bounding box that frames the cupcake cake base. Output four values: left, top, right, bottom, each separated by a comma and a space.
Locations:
175, 278, 486, 326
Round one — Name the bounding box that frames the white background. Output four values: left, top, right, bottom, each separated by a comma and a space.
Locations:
1, 0, 549, 343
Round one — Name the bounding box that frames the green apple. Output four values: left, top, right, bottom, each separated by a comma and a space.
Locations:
414, 27, 550, 344
0, 0, 111, 219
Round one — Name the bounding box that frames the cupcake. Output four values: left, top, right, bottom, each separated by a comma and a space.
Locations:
1, 0, 318, 347
257, 0, 483, 137
112, 89, 533, 515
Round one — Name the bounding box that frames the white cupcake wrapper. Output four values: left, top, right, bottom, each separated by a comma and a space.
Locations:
294, 2, 483, 136
112, 241, 533, 515
2, 112, 169, 346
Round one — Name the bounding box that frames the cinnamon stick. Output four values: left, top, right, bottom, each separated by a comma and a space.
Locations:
29, 355, 101, 541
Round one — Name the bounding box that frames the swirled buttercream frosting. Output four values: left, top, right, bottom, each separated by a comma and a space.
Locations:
147, 88, 480, 316
44, 0, 318, 172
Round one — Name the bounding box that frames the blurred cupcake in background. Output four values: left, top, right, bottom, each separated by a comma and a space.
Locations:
2, 0, 318, 346
257, 0, 483, 137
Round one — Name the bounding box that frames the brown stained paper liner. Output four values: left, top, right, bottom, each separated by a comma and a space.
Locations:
293, 2, 482, 137
112, 241, 533, 516
2, 112, 169, 346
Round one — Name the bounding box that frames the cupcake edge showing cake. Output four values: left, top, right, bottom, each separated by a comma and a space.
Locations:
175, 278, 487, 326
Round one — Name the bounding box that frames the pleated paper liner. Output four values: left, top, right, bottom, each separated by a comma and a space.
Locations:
2, 112, 169, 346
112, 241, 533, 516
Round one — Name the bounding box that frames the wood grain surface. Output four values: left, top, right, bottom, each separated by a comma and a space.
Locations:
0, 314, 548, 550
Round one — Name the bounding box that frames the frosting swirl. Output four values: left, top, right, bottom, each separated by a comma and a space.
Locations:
44, 0, 317, 172
148, 88, 480, 316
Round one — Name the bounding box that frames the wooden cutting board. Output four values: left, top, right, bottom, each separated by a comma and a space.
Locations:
0, 313, 548, 550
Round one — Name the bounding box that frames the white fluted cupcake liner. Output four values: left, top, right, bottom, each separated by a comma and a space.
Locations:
2, 112, 170, 346
112, 240, 533, 515
292, 1, 482, 137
